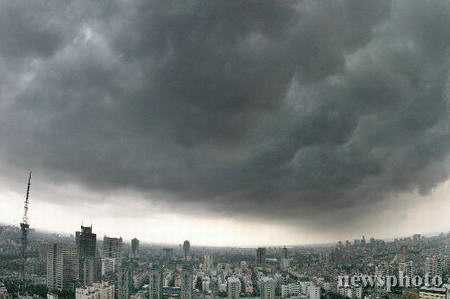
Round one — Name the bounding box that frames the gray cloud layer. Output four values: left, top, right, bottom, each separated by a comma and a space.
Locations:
1, 0, 450, 230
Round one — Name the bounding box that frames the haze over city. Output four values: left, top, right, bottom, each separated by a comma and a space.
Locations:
1, 0, 450, 247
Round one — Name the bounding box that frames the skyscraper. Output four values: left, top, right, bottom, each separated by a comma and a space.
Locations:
76, 225, 97, 284
103, 236, 123, 258
260, 277, 275, 299
256, 248, 266, 266
181, 264, 193, 299
131, 238, 139, 258
183, 241, 191, 261
83, 257, 102, 286
117, 261, 133, 299
227, 277, 241, 299
149, 264, 163, 299
47, 243, 79, 292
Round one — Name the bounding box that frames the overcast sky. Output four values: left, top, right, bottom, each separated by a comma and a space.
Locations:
1, 0, 450, 246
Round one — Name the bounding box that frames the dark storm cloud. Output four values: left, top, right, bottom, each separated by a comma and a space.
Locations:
1, 0, 450, 229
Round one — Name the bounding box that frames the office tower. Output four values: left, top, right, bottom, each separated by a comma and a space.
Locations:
260, 277, 275, 299
183, 241, 191, 261
101, 258, 117, 276
149, 264, 163, 299
117, 261, 133, 299
227, 277, 241, 299
256, 248, 266, 266
131, 238, 139, 258
75, 281, 115, 299
203, 255, 213, 272
76, 226, 97, 284
103, 236, 123, 258
47, 243, 79, 292
308, 286, 321, 299
83, 257, 102, 286
399, 261, 414, 283
181, 264, 193, 299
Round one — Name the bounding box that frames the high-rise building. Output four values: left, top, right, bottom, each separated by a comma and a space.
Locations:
101, 258, 117, 276
260, 277, 275, 299
399, 261, 414, 282
425, 257, 443, 277
131, 238, 139, 258
149, 264, 163, 299
117, 261, 133, 299
227, 277, 241, 299
203, 255, 213, 273
281, 247, 288, 259
76, 226, 97, 284
83, 257, 102, 286
47, 243, 79, 292
75, 281, 115, 299
183, 241, 191, 261
103, 236, 123, 258
181, 264, 193, 299
256, 248, 266, 266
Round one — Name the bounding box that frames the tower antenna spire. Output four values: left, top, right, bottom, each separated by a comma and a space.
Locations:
20, 171, 32, 280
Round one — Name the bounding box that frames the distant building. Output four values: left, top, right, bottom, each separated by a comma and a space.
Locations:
203, 255, 213, 272
308, 286, 321, 299
131, 238, 139, 258
117, 261, 133, 299
260, 277, 275, 299
75, 281, 115, 299
281, 247, 288, 259
101, 258, 117, 276
183, 241, 191, 261
47, 243, 79, 292
76, 225, 97, 284
256, 248, 266, 266
103, 236, 123, 258
227, 277, 241, 299
180, 264, 193, 299
149, 264, 163, 299
163, 248, 173, 261
83, 257, 102, 286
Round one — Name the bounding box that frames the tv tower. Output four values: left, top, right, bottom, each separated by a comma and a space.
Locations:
20, 171, 32, 280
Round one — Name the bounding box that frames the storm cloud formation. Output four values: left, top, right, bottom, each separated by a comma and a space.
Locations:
1, 0, 450, 230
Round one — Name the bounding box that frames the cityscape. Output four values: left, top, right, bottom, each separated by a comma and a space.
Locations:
3, 221, 450, 299
1, 1, 450, 299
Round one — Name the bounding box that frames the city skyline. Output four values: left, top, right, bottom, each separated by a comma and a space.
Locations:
1, 0, 450, 247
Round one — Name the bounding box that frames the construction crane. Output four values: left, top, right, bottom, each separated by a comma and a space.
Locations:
20, 171, 32, 280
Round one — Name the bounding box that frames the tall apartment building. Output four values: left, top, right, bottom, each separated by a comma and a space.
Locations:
83, 258, 102, 286
227, 277, 241, 299
149, 264, 163, 299
47, 243, 79, 292
260, 277, 275, 299
103, 236, 123, 258
131, 238, 139, 258
256, 248, 266, 266
181, 264, 193, 299
117, 261, 134, 299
